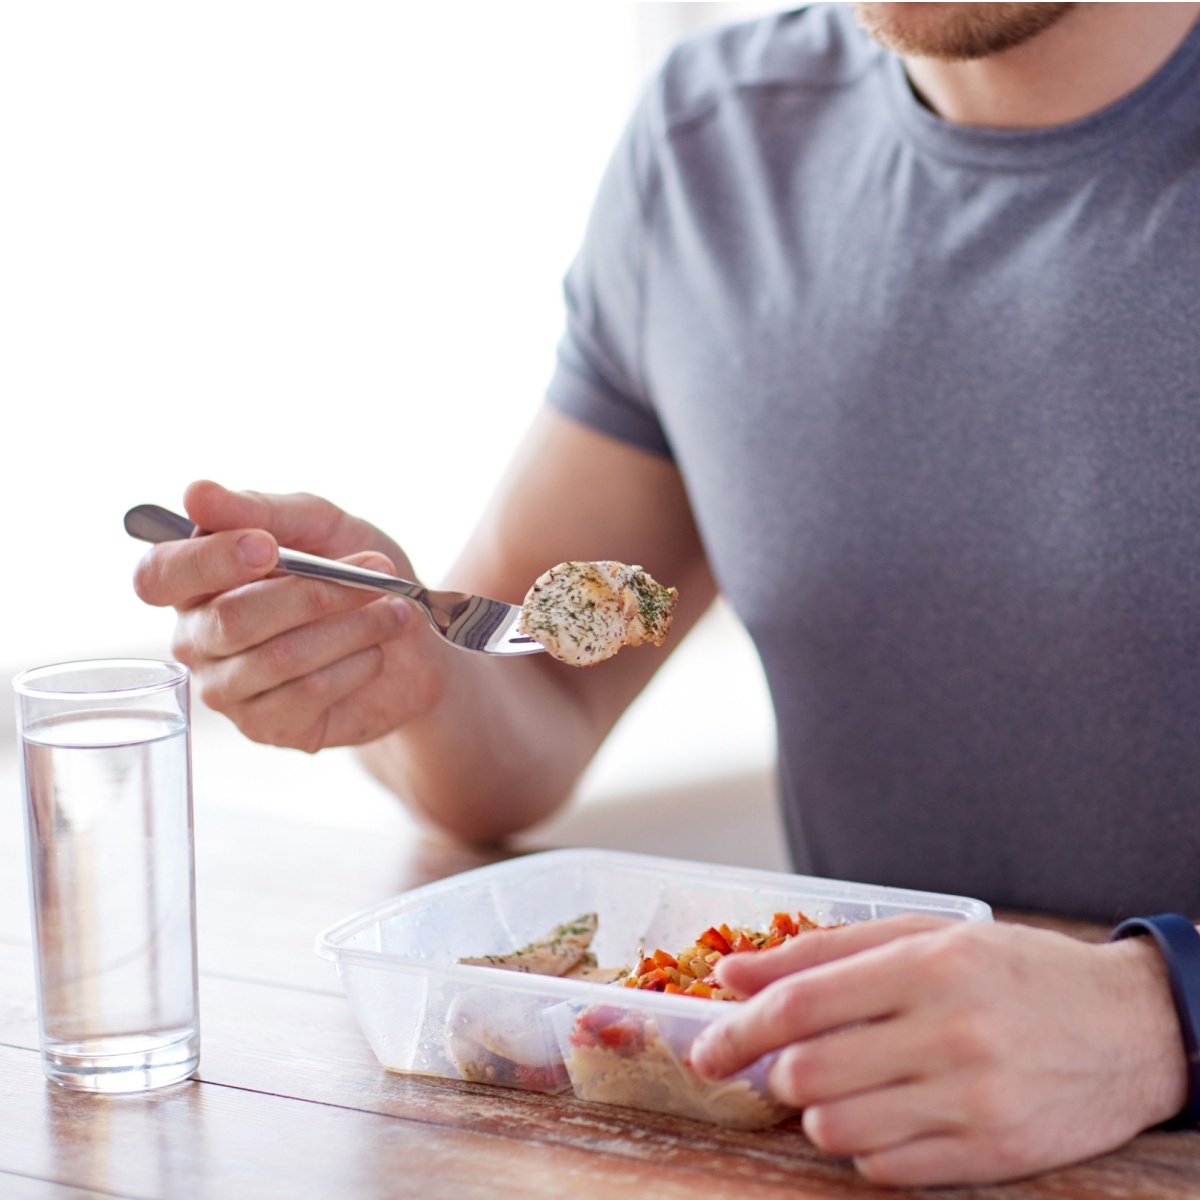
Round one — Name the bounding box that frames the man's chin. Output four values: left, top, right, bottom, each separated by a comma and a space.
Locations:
850, 2, 1075, 62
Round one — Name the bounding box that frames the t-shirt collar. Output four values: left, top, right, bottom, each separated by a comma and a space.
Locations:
881, 12, 1200, 170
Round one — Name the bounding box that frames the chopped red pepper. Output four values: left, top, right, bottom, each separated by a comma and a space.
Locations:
575, 1005, 627, 1032
770, 912, 799, 939
571, 1007, 646, 1055
607, 1022, 645, 1054
697, 926, 733, 955
652, 948, 678, 969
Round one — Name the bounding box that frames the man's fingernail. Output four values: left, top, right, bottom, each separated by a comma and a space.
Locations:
238, 533, 274, 567
388, 598, 413, 626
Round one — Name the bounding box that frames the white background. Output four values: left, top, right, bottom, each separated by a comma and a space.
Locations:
2, 2, 783, 853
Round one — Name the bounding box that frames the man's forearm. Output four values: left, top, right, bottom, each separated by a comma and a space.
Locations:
357, 651, 599, 842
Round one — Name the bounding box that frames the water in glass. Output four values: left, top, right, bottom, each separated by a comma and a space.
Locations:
20, 709, 199, 1091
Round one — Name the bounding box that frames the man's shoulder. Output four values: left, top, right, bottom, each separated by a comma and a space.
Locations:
652, 3, 884, 136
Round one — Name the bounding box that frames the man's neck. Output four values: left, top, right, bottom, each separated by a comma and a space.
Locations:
904, 2, 1200, 129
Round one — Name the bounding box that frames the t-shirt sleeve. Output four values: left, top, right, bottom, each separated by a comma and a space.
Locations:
544, 92, 673, 460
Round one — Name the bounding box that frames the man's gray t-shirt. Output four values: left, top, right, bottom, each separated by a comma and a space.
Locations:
546, 3, 1200, 921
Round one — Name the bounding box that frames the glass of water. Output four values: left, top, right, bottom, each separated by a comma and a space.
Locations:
13, 659, 200, 1092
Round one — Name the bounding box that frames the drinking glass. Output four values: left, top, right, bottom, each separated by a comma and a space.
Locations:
13, 659, 200, 1092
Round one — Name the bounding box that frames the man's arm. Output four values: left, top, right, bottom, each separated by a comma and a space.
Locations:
358, 408, 716, 839
134, 409, 715, 841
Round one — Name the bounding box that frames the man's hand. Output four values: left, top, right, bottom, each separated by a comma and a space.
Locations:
130, 414, 715, 842
690, 916, 1189, 1187
133, 479, 450, 752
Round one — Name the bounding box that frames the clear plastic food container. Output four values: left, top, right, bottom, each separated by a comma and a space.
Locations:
315, 848, 992, 1128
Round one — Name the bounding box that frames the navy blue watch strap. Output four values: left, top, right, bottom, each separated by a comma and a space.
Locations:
1111, 913, 1200, 1129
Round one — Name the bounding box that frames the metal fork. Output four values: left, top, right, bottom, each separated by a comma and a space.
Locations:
123, 504, 545, 656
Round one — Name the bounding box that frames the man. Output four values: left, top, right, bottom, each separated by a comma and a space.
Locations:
134, 3, 1200, 1185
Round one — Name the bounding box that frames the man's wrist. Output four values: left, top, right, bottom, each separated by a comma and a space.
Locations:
1108, 918, 1197, 1128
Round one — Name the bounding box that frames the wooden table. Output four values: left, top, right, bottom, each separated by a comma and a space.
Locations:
2, 767, 1199, 1198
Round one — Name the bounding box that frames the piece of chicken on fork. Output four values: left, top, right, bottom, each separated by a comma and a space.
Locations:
519, 561, 678, 667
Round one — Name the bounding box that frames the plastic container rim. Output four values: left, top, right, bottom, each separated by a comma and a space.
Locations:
315, 847, 994, 991
12, 658, 190, 701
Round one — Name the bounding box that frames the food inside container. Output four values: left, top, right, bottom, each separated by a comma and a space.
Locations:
315, 848, 992, 1125
443, 986, 571, 1092
550, 1002, 791, 1130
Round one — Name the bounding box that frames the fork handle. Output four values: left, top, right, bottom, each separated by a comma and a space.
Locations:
123, 503, 429, 604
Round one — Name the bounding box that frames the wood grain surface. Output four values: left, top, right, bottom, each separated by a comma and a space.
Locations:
1, 757, 1198, 1198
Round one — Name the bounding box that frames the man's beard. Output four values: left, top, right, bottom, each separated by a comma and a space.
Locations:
850, 2, 1075, 61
